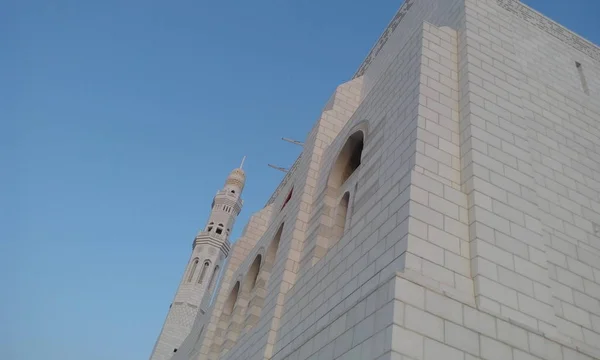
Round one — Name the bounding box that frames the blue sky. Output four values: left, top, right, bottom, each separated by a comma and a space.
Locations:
1, 1, 598, 359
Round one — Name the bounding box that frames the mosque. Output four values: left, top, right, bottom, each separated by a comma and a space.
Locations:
149, 0, 600, 359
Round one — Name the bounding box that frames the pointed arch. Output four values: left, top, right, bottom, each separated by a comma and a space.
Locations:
198, 260, 211, 284
245, 254, 262, 292
266, 223, 283, 267
223, 281, 240, 316
213, 281, 241, 356
311, 125, 367, 265
187, 258, 199, 282
332, 192, 350, 245
281, 187, 293, 210
244, 222, 284, 330
208, 265, 220, 293
328, 130, 364, 190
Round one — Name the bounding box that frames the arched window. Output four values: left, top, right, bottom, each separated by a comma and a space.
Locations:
246, 255, 262, 292
332, 192, 350, 243
281, 188, 293, 210
223, 282, 240, 316
267, 224, 283, 268
216, 223, 224, 235
187, 258, 199, 282
207, 222, 214, 232
198, 261, 211, 284
231, 190, 235, 194
243, 224, 283, 330
208, 265, 220, 291
329, 131, 364, 189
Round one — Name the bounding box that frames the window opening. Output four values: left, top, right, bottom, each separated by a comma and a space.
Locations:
281, 187, 293, 210
187, 259, 199, 282
247, 255, 262, 291
267, 224, 283, 268
223, 282, 240, 315
208, 265, 219, 291
198, 261, 210, 284
329, 131, 364, 189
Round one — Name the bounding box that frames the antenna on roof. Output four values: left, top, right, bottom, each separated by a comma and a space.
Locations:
282, 137, 304, 147
268, 164, 289, 173
240, 156, 246, 169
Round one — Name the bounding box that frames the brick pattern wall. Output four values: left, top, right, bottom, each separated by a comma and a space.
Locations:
406, 23, 473, 298
150, 304, 199, 360
496, 0, 600, 62
220, 77, 364, 360
150, 243, 227, 360
163, 0, 600, 359
460, 0, 557, 332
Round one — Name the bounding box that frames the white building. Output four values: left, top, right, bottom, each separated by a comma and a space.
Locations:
150, 0, 600, 359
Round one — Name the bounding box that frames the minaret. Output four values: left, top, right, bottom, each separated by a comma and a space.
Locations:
149, 160, 246, 360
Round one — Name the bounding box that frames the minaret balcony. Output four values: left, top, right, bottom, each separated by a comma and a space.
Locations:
195, 231, 227, 240
215, 190, 244, 204
193, 232, 231, 256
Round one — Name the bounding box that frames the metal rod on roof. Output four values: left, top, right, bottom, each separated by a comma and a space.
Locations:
282, 137, 304, 146
268, 164, 289, 173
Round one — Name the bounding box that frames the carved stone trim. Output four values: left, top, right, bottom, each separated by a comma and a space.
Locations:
265, 154, 302, 206
496, 0, 600, 62
352, 0, 415, 78
353, 0, 600, 79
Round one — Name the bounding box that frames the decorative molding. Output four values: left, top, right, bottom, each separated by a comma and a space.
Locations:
193, 235, 231, 256
496, 0, 600, 62
265, 154, 302, 206
225, 178, 244, 188
352, 0, 600, 80
353, 0, 415, 79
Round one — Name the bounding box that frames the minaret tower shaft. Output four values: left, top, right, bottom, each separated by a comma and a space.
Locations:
149, 161, 246, 360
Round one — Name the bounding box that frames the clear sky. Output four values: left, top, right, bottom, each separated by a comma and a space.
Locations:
1, 1, 598, 359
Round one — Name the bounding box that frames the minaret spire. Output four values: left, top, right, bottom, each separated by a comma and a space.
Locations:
149, 164, 246, 360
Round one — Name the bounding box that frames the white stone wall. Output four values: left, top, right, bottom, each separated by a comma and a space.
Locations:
356, 0, 464, 100
160, 0, 600, 359
190, 76, 364, 360
460, 0, 600, 351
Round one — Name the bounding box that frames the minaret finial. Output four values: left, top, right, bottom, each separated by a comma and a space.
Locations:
240, 156, 246, 169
